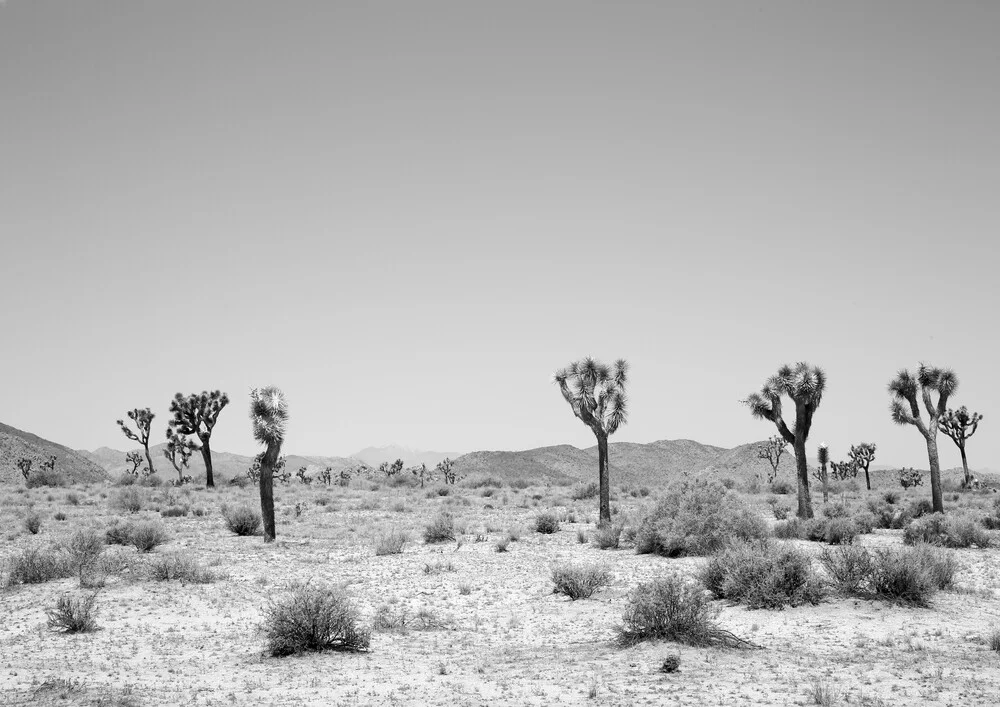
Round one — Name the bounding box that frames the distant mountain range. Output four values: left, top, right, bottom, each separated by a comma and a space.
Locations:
1, 418, 994, 487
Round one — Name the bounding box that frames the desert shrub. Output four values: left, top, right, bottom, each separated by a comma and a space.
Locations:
904, 513, 991, 548
23, 511, 42, 535
571, 482, 599, 500
769, 479, 793, 495
463, 475, 503, 489
114, 488, 144, 514
771, 503, 790, 521
374, 528, 409, 556
633, 478, 768, 557
104, 519, 134, 546
616, 576, 757, 648
773, 518, 803, 539
65, 492, 80, 506
140, 474, 165, 488
115, 472, 137, 486
53, 511, 68, 521
593, 523, 623, 549
824, 518, 858, 545
423, 512, 456, 543
148, 552, 217, 583
222, 505, 262, 536
494, 537, 510, 552
27, 468, 67, 488
264, 583, 371, 656
852, 511, 877, 535
160, 505, 189, 518
4, 545, 74, 585
129, 521, 168, 552
882, 491, 899, 504
908, 498, 934, 518
228, 474, 251, 489
46, 593, 98, 633
702, 541, 823, 609
63, 529, 106, 585
802, 518, 830, 542
988, 629, 1000, 653
534, 511, 561, 534
820, 545, 956, 606
551, 563, 611, 600
821, 501, 850, 519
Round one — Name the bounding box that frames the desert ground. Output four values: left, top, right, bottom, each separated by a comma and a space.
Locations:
2, 473, 999, 707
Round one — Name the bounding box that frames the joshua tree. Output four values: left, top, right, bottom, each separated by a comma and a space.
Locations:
169, 391, 229, 488
888, 364, 957, 513
756, 435, 788, 484
378, 459, 404, 478
163, 427, 198, 485
829, 459, 858, 481
411, 463, 432, 488
745, 362, 826, 519
16, 458, 32, 482
848, 442, 877, 490
938, 406, 983, 488
554, 357, 628, 525
125, 451, 144, 476
817, 444, 830, 504
436, 457, 461, 485
250, 386, 288, 543
117, 408, 156, 476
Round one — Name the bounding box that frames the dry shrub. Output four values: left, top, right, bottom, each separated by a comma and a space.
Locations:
374, 528, 409, 556
148, 552, 217, 583
820, 544, 957, 606
702, 540, 823, 609
46, 593, 99, 633
264, 583, 370, 656
551, 563, 611, 600
903, 513, 991, 549
114, 488, 144, 514
534, 511, 560, 534
593, 523, 623, 549
423, 512, 456, 543
4, 545, 74, 586
222, 504, 262, 536
129, 521, 168, 552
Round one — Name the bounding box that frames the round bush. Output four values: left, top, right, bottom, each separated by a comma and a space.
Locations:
222, 505, 262, 536
264, 584, 371, 656
534, 511, 560, 535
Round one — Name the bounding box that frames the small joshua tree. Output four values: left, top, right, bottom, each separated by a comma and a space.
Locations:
888, 364, 957, 513
898, 467, 923, 489
117, 408, 156, 476
163, 427, 198, 485
436, 458, 462, 485
17, 457, 32, 482
817, 444, 830, 504
829, 459, 858, 481
745, 362, 826, 519
848, 442, 877, 490
411, 463, 433, 488
125, 451, 144, 476
554, 357, 629, 525
169, 391, 229, 488
318, 467, 332, 486
938, 406, 983, 488
295, 467, 312, 484
756, 435, 788, 484
378, 459, 404, 478
250, 386, 288, 543
247, 454, 287, 484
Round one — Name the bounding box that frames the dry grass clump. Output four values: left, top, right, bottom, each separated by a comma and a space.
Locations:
633, 478, 767, 557
820, 544, 958, 606
105, 519, 135, 546
423, 512, 456, 543
129, 520, 169, 552
551, 563, 611, 600
702, 540, 824, 609
23, 511, 41, 535
570, 482, 599, 500
616, 576, 759, 649
148, 552, 218, 583
222, 504, 262, 536
64, 528, 106, 586
903, 513, 991, 549
593, 523, 624, 549
374, 528, 409, 556
46, 593, 98, 633
263, 583, 371, 657
113, 487, 144, 514
4, 545, 74, 586
534, 511, 560, 534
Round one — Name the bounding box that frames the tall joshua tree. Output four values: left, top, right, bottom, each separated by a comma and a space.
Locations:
554, 357, 628, 525
938, 406, 983, 488
848, 442, 877, 490
888, 364, 957, 513
745, 362, 826, 519
117, 408, 156, 477
169, 391, 229, 487
250, 386, 288, 543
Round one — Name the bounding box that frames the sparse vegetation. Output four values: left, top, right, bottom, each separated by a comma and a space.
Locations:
903, 513, 991, 548
423, 512, 456, 543
551, 563, 611, 599
263, 583, 371, 656
820, 544, 957, 606
129, 520, 168, 552
148, 552, 218, 583
702, 540, 824, 609
374, 528, 409, 556
46, 593, 99, 633
222, 504, 263, 536
534, 511, 560, 534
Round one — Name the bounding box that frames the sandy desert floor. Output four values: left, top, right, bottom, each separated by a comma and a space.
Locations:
2, 477, 999, 707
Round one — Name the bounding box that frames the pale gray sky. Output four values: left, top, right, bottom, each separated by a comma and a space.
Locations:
1, 1, 997, 470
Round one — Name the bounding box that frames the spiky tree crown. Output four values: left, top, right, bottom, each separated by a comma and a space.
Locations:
848, 442, 876, 466
817, 444, 829, 465
117, 408, 154, 443
939, 406, 983, 443
888, 363, 957, 430
250, 386, 288, 447
554, 357, 629, 436
169, 390, 230, 437
744, 362, 826, 442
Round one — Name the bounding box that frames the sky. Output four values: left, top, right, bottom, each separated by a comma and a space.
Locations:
1, 1, 997, 470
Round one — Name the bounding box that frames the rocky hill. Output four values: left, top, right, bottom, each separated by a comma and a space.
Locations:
0, 421, 107, 485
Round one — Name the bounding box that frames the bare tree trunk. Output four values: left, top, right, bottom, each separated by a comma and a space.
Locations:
794, 437, 814, 519
821, 463, 829, 504
960, 444, 971, 487
260, 443, 278, 542
864, 465, 871, 491
143, 444, 155, 478
597, 433, 611, 526
925, 435, 944, 513
201, 435, 215, 488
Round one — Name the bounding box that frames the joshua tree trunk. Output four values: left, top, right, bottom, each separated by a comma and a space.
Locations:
793, 437, 813, 519
959, 444, 971, 486
864, 468, 871, 491
143, 446, 155, 478
200, 435, 215, 488
596, 431, 610, 526
259, 443, 278, 542
925, 435, 943, 513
